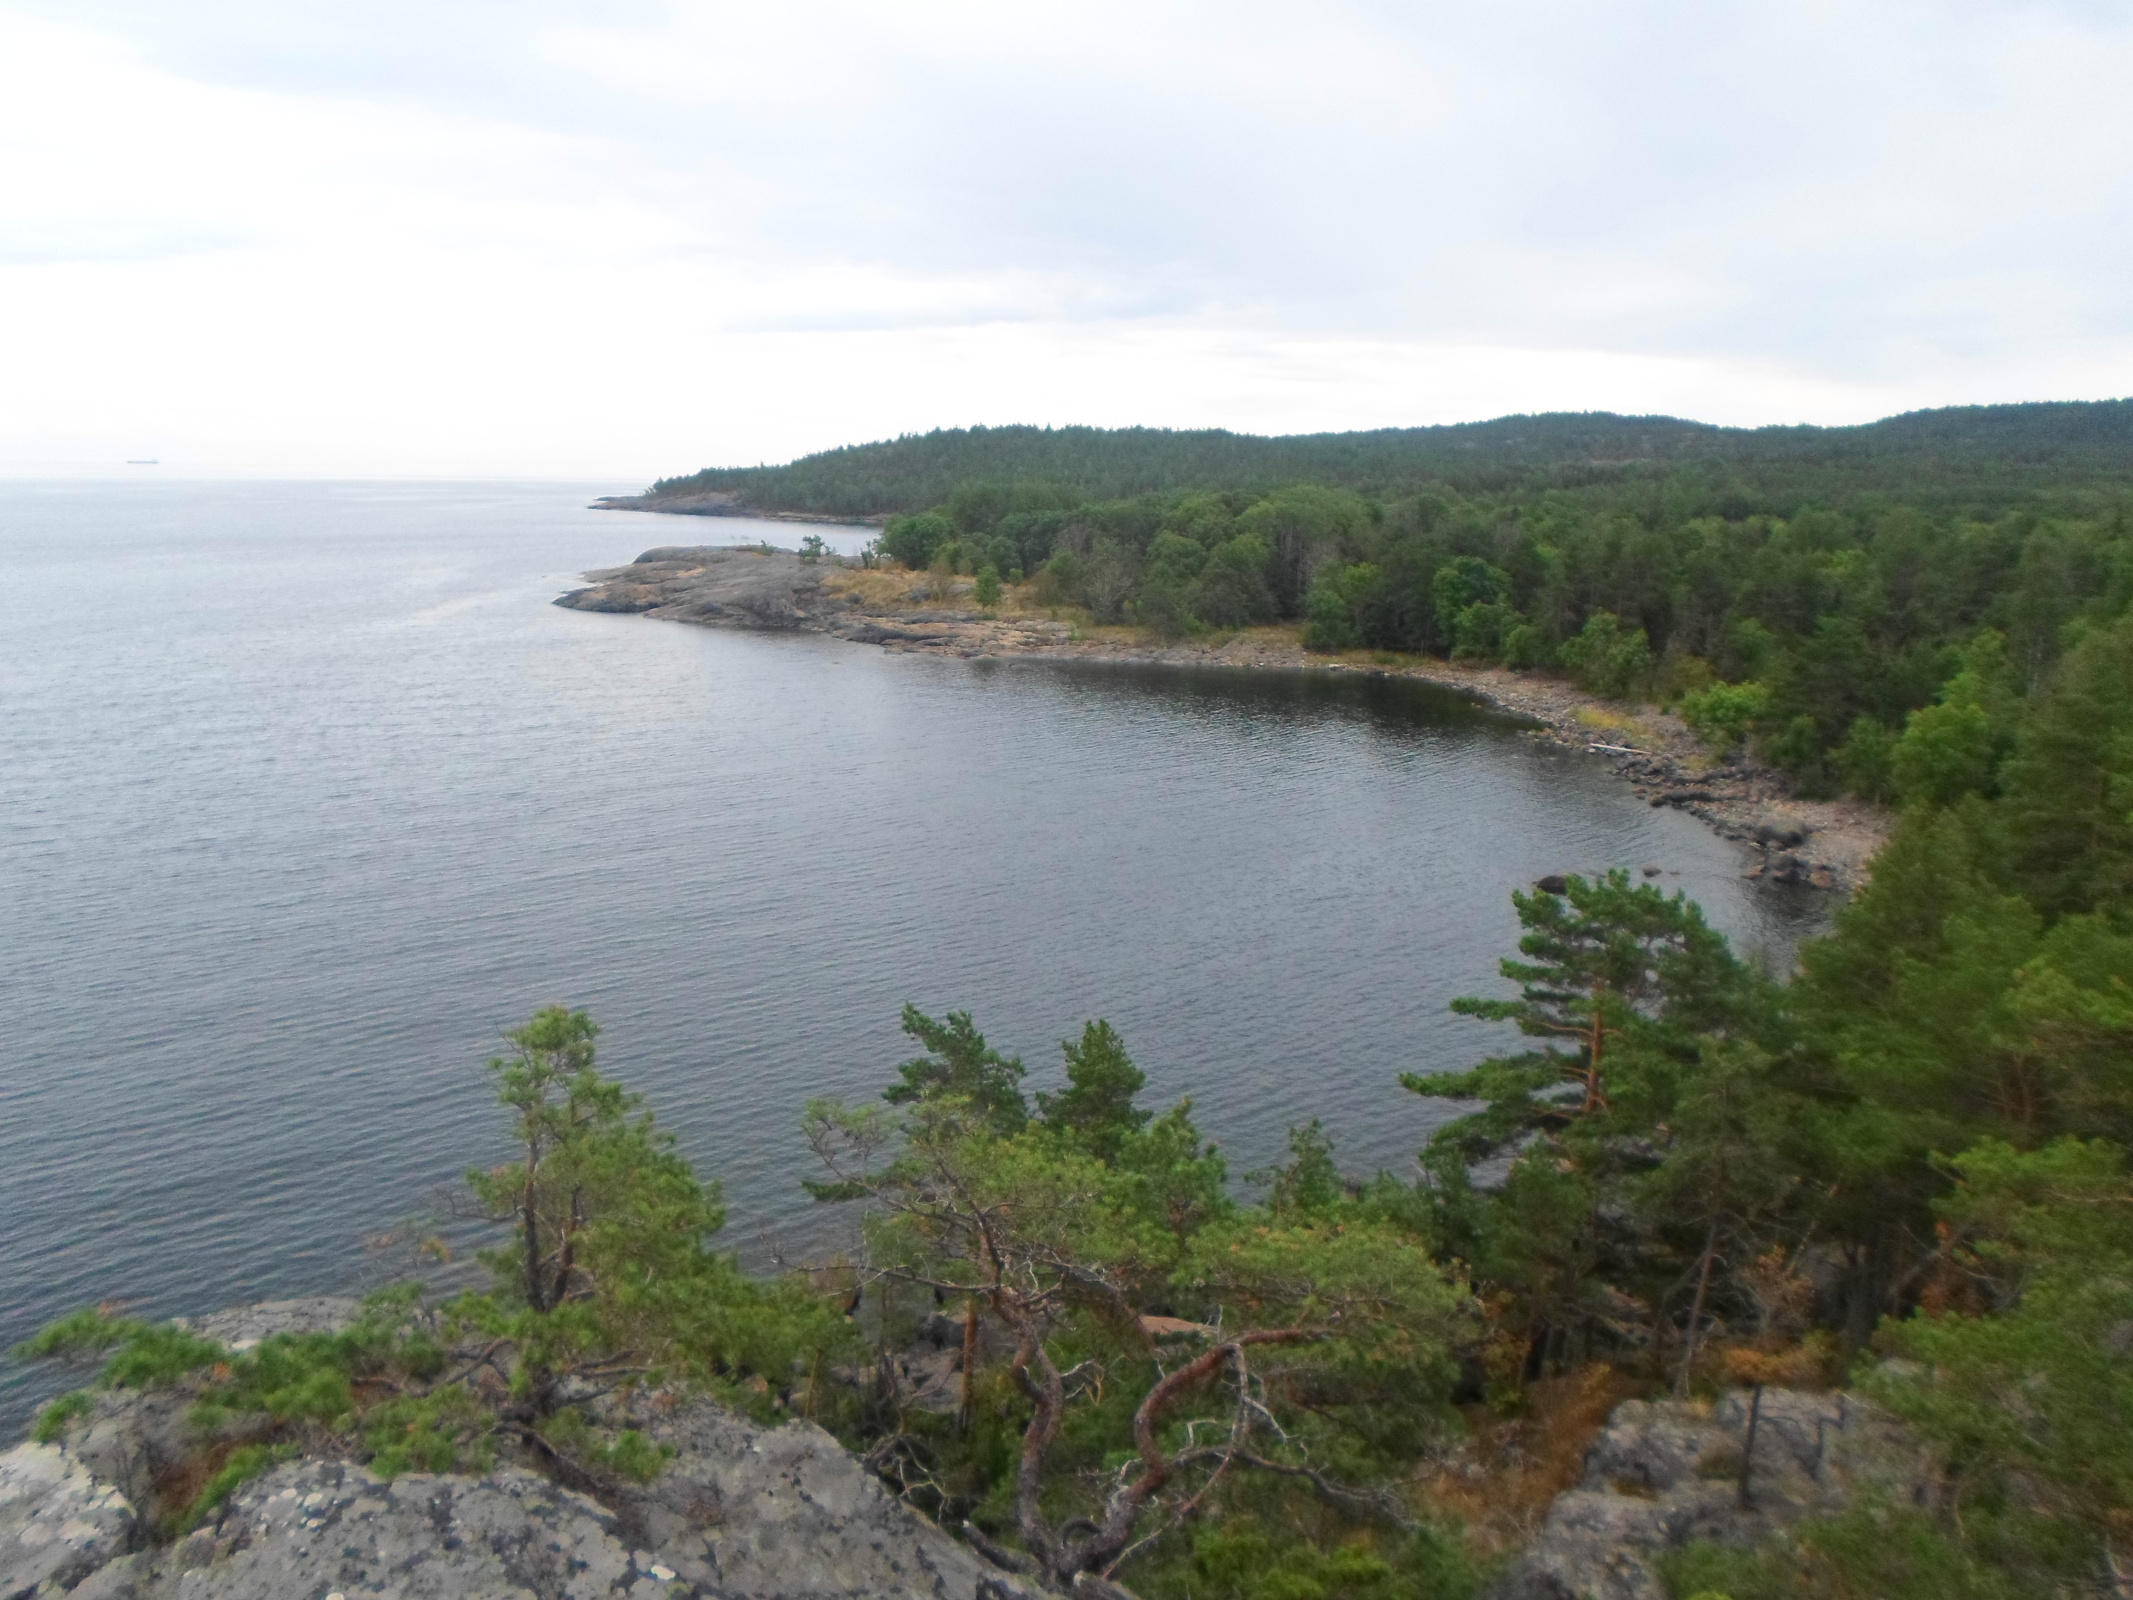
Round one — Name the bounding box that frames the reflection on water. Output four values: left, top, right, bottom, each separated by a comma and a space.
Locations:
0, 482, 1832, 1428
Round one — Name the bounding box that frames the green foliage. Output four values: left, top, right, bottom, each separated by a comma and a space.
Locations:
972, 564, 1002, 607
1660, 1506, 2021, 1600
11, 1307, 144, 1361
1557, 610, 1653, 698
1850, 1139, 2133, 1593
1451, 600, 1520, 662
882, 1004, 1028, 1132
1035, 1019, 1150, 1162
1892, 701, 1999, 804
1302, 563, 1378, 651
647, 406, 2133, 777
1142, 1518, 1480, 1600
1411, 870, 1760, 1152
1136, 569, 1194, 639
456, 1004, 811, 1414
1502, 621, 1551, 669
539, 1407, 674, 1483
1407, 871, 1771, 1356
805, 1013, 1467, 1589
879, 511, 953, 571
1034, 548, 1086, 607
11, 1312, 228, 1390
1189, 534, 1277, 629
1833, 716, 1897, 802
1084, 539, 1144, 623
1757, 714, 1829, 794
938, 478, 1079, 537
30, 1391, 93, 1443
1680, 678, 1766, 750
1237, 485, 1371, 615
361, 1388, 495, 1478
1263, 1120, 1343, 1218
181, 1445, 289, 1532
2000, 612, 2133, 913
648, 405, 2133, 521
1431, 557, 1510, 641
1890, 630, 2020, 805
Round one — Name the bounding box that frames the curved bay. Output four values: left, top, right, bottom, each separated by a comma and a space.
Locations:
0, 481, 1831, 1427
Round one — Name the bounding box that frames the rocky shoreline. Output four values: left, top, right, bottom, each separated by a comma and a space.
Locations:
556, 545, 1886, 893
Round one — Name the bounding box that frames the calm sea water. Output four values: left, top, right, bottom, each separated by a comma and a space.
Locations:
0, 480, 1830, 1428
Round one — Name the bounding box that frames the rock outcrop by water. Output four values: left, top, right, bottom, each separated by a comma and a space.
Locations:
2, 1300, 1039, 1600
1485, 1386, 1935, 1600
560, 548, 832, 629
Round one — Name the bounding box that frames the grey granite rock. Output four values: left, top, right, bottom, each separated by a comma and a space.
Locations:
172, 1298, 360, 1352
558, 548, 826, 628
15, 1296, 1040, 1600
24, 1381, 1034, 1599
601, 1399, 1042, 1600
155, 1459, 680, 1600
0, 1442, 138, 1599
1484, 1387, 1937, 1600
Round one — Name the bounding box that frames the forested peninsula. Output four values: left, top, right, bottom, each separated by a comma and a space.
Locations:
603, 400, 2133, 807
10, 399, 2133, 1600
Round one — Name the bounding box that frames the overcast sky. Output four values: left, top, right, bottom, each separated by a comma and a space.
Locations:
3, 1, 2128, 478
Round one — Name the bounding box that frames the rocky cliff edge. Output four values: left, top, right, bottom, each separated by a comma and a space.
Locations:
1, 1299, 1041, 1600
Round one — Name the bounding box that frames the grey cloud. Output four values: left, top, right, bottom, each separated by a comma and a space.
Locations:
21, 0, 2133, 387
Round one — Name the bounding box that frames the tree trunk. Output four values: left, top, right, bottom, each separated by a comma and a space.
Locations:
1676, 1218, 1719, 1398
1009, 1323, 1066, 1580
1738, 1382, 1764, 1508
1063, 1330, 1317, 1583
1583, 983, 1606, 1113
958, 1295, 980, 1434
521, 1170, 544, 1310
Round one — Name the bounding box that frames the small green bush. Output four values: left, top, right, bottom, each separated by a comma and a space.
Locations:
31, 1391, 94, 1444
181, 1445, 288, 1531
1679, 681, 1769, 752
1558, 611, 1653, 697
1659, 1507, 2021, 1600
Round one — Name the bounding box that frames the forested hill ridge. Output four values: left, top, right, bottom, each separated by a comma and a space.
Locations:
643, 399, 2133, 520
623, 395, 2133, 802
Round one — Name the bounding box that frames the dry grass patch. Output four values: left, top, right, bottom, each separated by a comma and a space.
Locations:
821, 567, 927, 607
1420, 1363, 1645, 1559
1573, 705, 1662, 747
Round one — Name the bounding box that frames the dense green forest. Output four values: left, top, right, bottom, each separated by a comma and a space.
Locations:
652, 402, 2133, 517
23, 610, 2133, 1596
689, 402, 2133, 794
